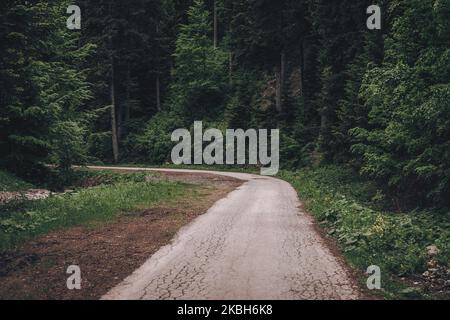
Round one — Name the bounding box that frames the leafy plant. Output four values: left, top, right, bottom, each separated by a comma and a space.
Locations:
279, 165, 450, 297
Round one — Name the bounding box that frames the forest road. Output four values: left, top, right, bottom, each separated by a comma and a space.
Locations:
91, 166, 362, 300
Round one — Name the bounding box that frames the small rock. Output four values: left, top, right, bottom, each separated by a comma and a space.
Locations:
426, 245, 439, 257
427, 259, 438, 268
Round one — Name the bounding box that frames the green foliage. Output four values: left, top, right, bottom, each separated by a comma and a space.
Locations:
170, 0, 229, 120
137, 111, 184, 163
87, 132, 113, 161
280, 166, 450, 284
1, 0, 449, 300
38, 167, 154, 192
0, 171, 33, 192
0, 173, 188, 251
1, 0, 449, 286
351, 0, 450, 208
75, 0, 180, 163
0, 0, 92, 178
50, 121, 88, 171
72, 169, 154, 185
309, 0, 374, 161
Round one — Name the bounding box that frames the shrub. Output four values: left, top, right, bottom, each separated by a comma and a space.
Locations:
136, 111, 184, 164
279, 166, 450, 279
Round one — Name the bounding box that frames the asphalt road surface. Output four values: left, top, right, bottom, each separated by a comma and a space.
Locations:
92, 166, 362, 300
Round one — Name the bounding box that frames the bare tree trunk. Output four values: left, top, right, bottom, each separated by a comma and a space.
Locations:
299, 42, 304, 97
281, 50, 285, 93
156, 74, 161, 111
319, 106, 328, 147
213, 0, 218, 48
320, 113, 328, 132
229, 51, 233, 86
275, 71, 281, 112
155, 22, 162, 112
108, 2, 119, 163
275, 51, 285, 112
111, 59, 119, 163
117, 103, 123, 140
228, 22, 233, 86
124, 61, 131, 133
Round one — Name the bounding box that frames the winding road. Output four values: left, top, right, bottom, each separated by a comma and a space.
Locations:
90, 166, 361, 300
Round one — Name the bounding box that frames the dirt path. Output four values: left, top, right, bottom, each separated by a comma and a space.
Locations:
95, 166, 362, 300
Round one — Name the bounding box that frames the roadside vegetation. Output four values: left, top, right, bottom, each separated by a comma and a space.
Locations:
96, 163, 260, 174
280, 166, 450, 299
0, 169, 241, 299
0, 170, 189, 252
0, 171, 34, 192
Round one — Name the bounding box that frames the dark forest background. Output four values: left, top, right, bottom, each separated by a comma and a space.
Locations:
1, 0, 450, 210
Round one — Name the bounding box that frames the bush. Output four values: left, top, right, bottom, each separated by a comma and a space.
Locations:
351, 0, 450, 208
136, 111, 184, 164
0, 170, 33, 192
279, 166, 450, 280
88, 132, 113, 162
50, 121, 87, 171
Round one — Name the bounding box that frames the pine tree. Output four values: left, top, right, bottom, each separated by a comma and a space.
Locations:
170, 0, 228, 120
0, 0, 92, 177
309, 0, 373, 161
351, 0, 450, 207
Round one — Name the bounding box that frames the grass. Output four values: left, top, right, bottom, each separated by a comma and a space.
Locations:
88, 162, 260, 174
70, 168, 161, 185
279, 165, 450, 299
0, 170, 33, 192
0, 170, 191, 252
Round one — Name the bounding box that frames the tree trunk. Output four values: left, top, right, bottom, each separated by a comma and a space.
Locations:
111, 59, 119, 163
275, 71, 281, 112
213, 0, 218, 48
275, 51, 285, 112
123, 61, 131, 136
228, 22, 233, 86
155, 21, 162, 112
108, 2, 119, 162
320, 112, 328, 132
319, 108, 328, 147
156, 74, 161, 111
299, 42, 304, 97
281, 50, 285, 93
229, 52, 233, 86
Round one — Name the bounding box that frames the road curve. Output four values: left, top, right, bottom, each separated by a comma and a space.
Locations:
89, 166, 362, 300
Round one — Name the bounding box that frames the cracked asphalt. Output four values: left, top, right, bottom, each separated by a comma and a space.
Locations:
95, 167, 362, 300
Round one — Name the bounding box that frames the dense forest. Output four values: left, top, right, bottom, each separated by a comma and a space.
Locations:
1, 0, 449, 210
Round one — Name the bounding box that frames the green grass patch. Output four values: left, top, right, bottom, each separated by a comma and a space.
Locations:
91, 163, 260, 174
0, 170, 34, 192
71, 168, 160, 185
0, 174, 191, 252
279, 165, 450, 299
